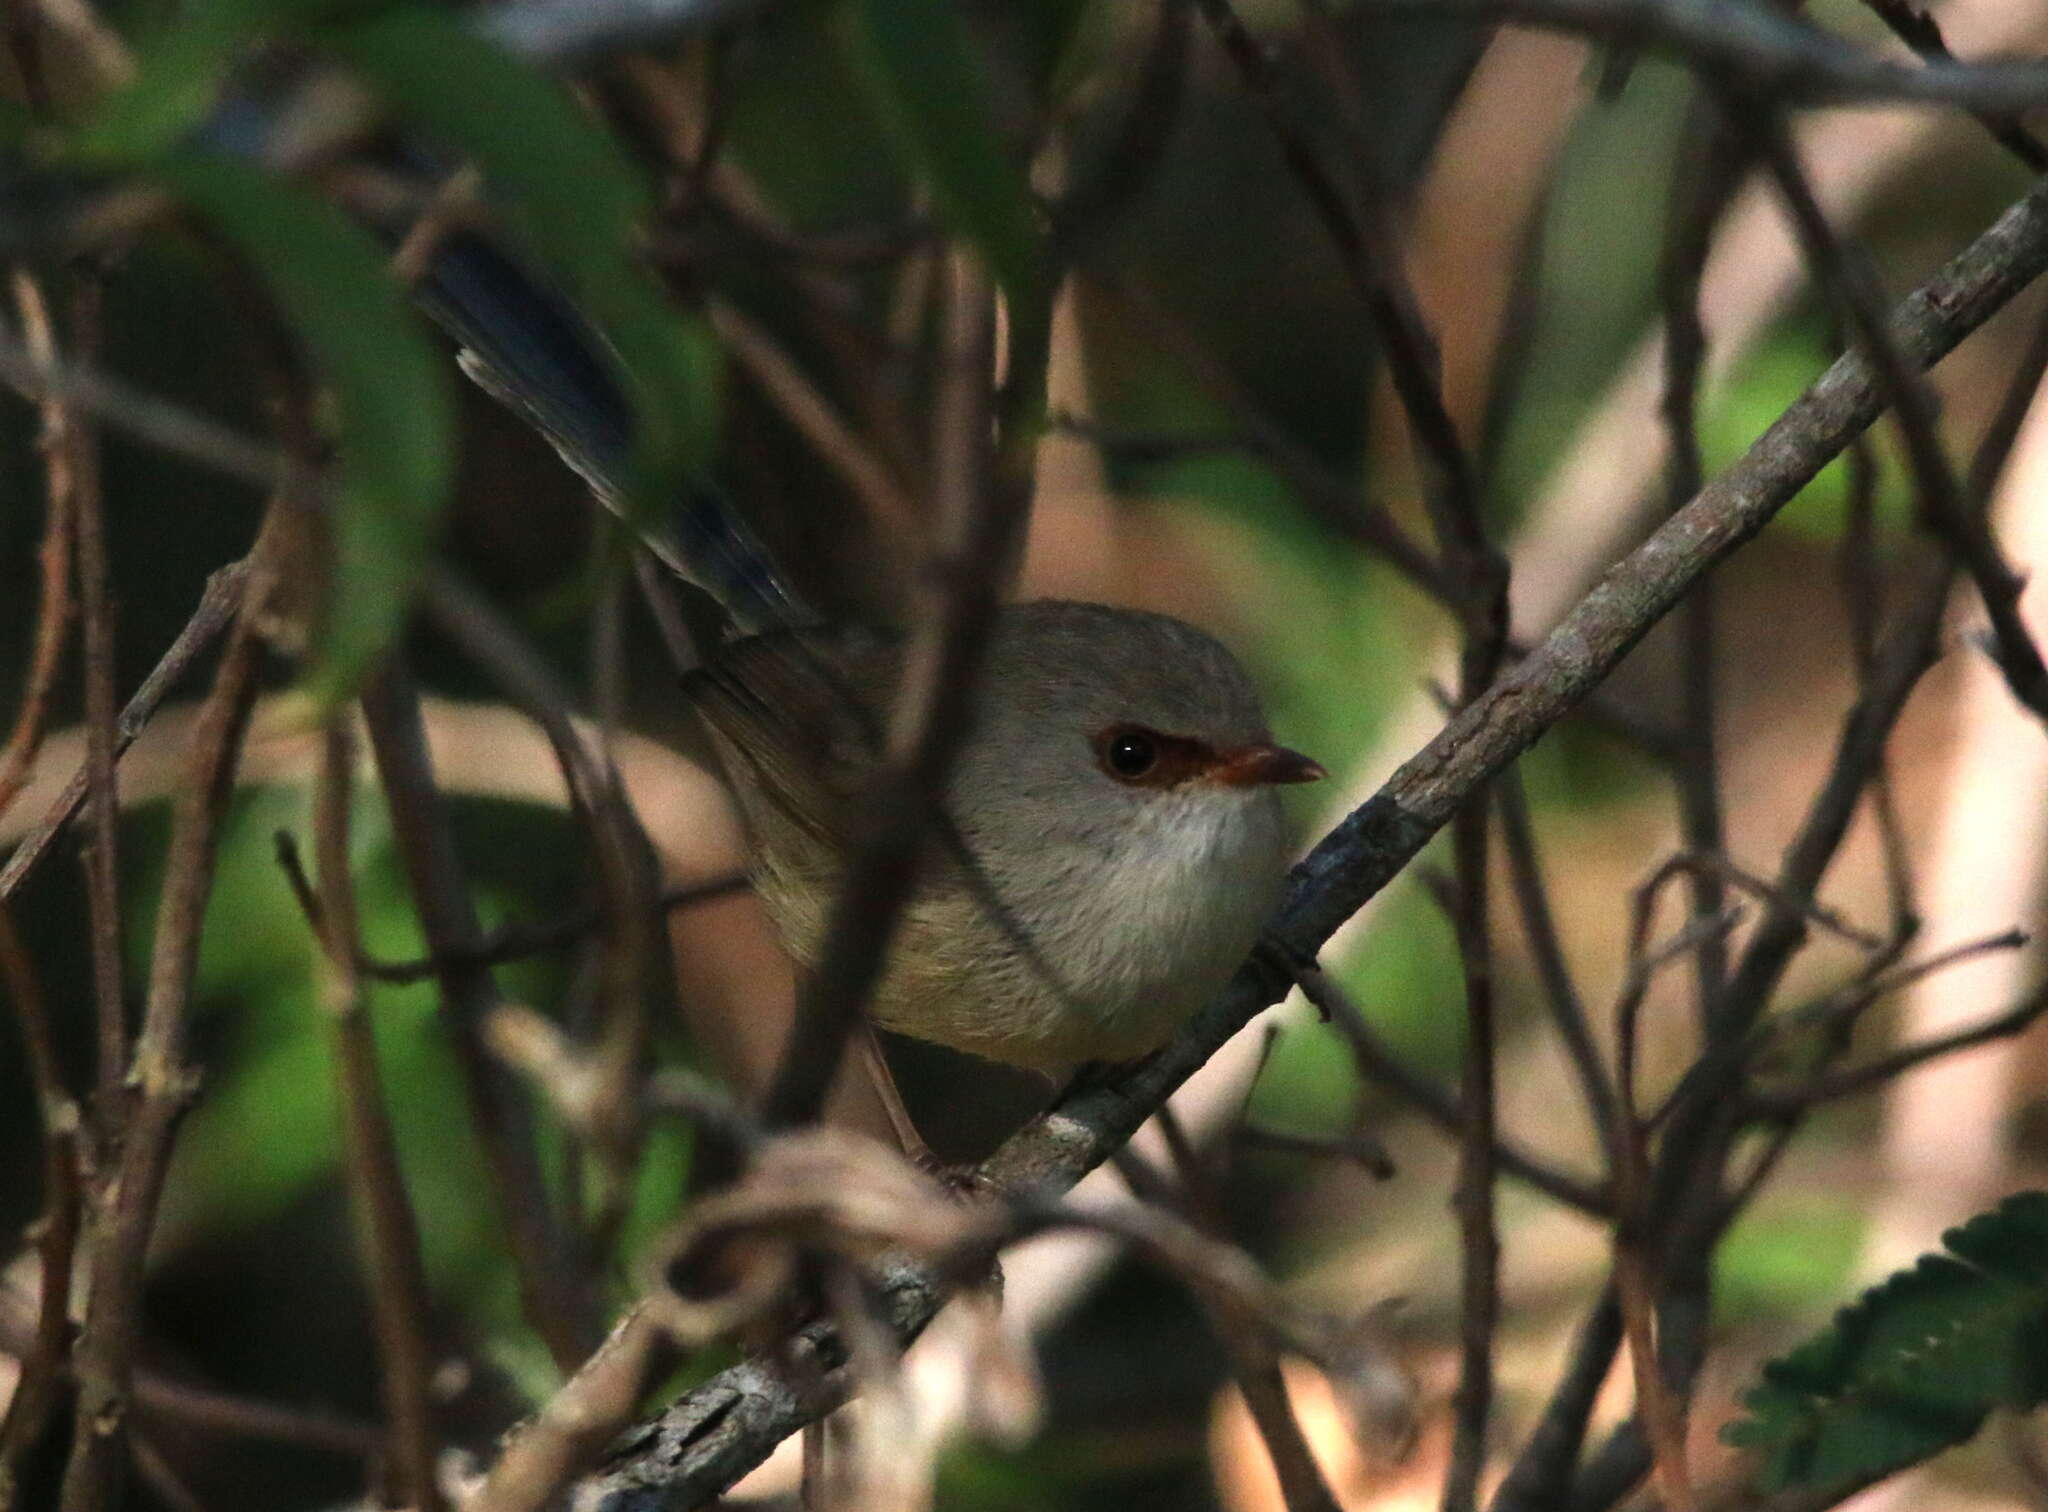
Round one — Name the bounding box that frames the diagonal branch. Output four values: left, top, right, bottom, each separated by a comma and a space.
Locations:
567, 147, 2048, 1512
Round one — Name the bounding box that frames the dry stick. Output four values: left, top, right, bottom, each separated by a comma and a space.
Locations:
1612, 882, 1733, 1512
1494, 773, 1625, 1166
1342, 0, 2048, 114
571, 171, 2048, 1512
56, 525, 274, 1512
1763, 930, 2028, 1058
1559, 118, 2048, 1499
1444, 795, 1503, 1512
121, 1375, 377, 1459
1193, 13, 1508, 1501
0, 325, 293, 495
473, 1305, 678, 1512
1235, 1125, 1398, 1179
1748, 105, 2048, 725
760, 251, 1041, 1128
1100, 277, 1454, 606
476, 0, 2034, 112
360, 662, 603, 1370
0, 286, 92, 1488
0, 902, 84, 1504
61, 276, 125, 1136
1657, 105, 1745, 1031
1152, 1109, 1344, 1512
0, 273, 77, 824
1835, 431, 1919, 948
707, 299, 923, 539
126, 1438, 204, 1512
1530, 205, 2048, 1512
1750, 985, 2048, 1110
0, 559, 249, 904
309, 725, 447, 1512
1195, 0, 1505, 643
1854, 0, 2048, 172
1561, 566, 1955, 1512
424, 571, 661, 1240
1291, 957, 1608, 1214
1194, 14, 1511, 1500
358, 875, 748, 985
9, 268, 126, 1127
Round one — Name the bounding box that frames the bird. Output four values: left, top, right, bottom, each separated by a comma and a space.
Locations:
399, 231, 1323, 1072
689, 599, 1324, 1072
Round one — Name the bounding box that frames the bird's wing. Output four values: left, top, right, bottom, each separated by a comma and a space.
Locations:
685, 628, 900, 857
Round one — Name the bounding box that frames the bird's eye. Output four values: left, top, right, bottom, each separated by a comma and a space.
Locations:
1099, 727, 1160, 781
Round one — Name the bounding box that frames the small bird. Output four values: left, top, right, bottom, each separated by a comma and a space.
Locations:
691, 599, 1323, 1072
403, 236, 1322, 1070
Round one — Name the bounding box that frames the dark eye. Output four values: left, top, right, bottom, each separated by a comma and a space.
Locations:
1101, 728, 1159, 781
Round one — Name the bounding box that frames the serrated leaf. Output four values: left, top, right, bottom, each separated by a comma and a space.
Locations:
326, 7, 719, 508
1723, 1189, 2048, 1496
841, 0, 1046, 303
154, 151, 453, 698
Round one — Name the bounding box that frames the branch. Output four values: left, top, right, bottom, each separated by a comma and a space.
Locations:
566, 128, 2048, 1512
360, 661, 604, 1370
1748, 986, 2048, 1111
57, 518, 276, 1512
1347, 0, 2048, 114
310, 724, 446, 1512
0, 558, 249, 904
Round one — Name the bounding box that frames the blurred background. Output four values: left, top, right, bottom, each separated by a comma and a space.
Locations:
6, 0, 2048, 1507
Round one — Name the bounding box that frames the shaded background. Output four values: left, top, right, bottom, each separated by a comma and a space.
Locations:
6, 0, 2048, 1507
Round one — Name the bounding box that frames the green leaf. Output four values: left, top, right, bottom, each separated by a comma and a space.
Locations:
153, 151, 453, 698
327, 7, 720, 504
1723, 1190, 2048, 1496
841, 0, 1047, 303
75, 0, 318, 161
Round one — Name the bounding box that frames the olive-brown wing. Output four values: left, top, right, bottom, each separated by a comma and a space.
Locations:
685, 629, 900, 859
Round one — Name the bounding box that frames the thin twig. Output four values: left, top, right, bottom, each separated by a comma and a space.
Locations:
1855, 0, 2048, 171
471, 1304, 678, 1512
310, 723, 447, 1512
1289, 957, 1607, 1215
1657, 104, 1745, 1029
359, 875, 747, 984
424, 569, 663, 1237
0, 900, 84, 1494
1049, 0, 1194, 258
360, 661, 602, 1370
1235, 1124, 1397, 1179
57, 518, 276, 1512
1494, 773, 1624, 1166
1090, 275, 1453, 597
0, 559, 250, 904
1747, 102, 2048, 727
1341, 0, 2048, 115
0, 271, 77, 825
0, 323, 296, 493
61, 275, 125, 1133
708, 299, 924, 540
1750, 986, 2048, 1110
1153, 1110, 1344, 1512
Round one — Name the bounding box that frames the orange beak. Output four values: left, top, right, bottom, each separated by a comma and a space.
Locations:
1209, 741, 1327, 788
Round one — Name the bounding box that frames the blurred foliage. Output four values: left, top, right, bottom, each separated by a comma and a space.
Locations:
1, 0, 2044, 1507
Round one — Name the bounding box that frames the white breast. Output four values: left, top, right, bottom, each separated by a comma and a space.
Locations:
1033, 786, 1288, 1059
